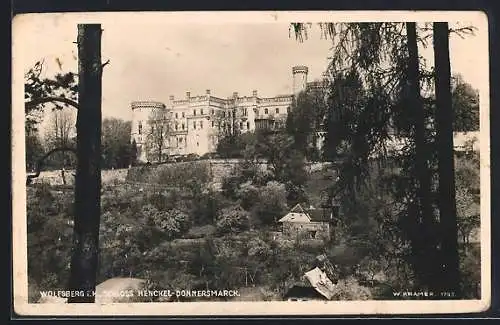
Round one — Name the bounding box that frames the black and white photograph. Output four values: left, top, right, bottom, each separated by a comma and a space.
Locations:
12, 11, 490, 316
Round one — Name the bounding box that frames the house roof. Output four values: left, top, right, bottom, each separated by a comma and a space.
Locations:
307, 208, 332, 222
304, 267, 337, 300
283, 285, 327, 300
278, 203, 332, 223
278, 212, 310, 223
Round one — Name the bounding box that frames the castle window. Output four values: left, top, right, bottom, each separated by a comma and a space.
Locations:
211, 109, 214, 115
175, 124, 178, 131
193, 109, 197, 116
212, 121, 214, 127
247, 121, 250, 129
182, 112, 185, 118
240, 122, 243, 129
175, 112, 178, 119
182, 123, 185, 130
265, 108, 268, 114
201, 109, 204, 115
222, 111, 226, 118
193, 121, 197, 129
179, 137, 183, 143
276, 107, 279, 114
138, 121, 142, 135
197, 142, 199, 147
200, 121, 203, 129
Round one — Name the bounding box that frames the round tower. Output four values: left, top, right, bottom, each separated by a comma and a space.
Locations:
292, 65, 309, 96
131, 101, 166, 163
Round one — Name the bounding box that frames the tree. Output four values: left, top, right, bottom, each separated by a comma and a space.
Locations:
215, 205, 250, 234
130, 139, 138, 166
433, 22, 460, 296
67, 24, 103, 303
286, 84, 328, 160
214, 107, 242, 158
451, 74, 480, 132
145, 106, 172, 163
24, 60, 78, 135
44, 108, 77, 171
290, 22, 475, 295
404, 22, 437, 291
455, 186, 480, 245
250, 181, 288, 226
24, 60, 79, 174
26, 132, 44, 171
101, 118, 133, 169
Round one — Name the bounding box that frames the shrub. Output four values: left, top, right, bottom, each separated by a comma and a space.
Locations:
215, 205, 250, 235
237, 182, 260, 211
329, 276, 373, 300
126, 161, 212, 188
250, 181, 288, 226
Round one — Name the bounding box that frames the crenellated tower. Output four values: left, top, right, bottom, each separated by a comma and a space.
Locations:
292, 65, 309, 96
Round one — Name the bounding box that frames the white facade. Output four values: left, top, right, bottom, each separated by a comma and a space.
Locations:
131, 65, 312, 162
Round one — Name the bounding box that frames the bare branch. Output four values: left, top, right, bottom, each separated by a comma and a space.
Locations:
101, 59, 110, 69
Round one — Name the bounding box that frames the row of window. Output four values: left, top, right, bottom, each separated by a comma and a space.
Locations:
170, 107, 282, 120
139, 119, 255, 134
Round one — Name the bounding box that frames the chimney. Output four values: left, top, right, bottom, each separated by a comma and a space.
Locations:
186, 91, 191, 99
206, 89, 211, 95
169, 95, 174, 101
233, 92, 238, 98
252, 90, 258, 97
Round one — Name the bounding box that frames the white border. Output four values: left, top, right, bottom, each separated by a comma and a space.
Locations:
12, 10, 491, 316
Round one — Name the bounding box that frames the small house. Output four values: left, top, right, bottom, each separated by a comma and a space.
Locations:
283, 283, 328, 301
283, 267, 337, 301
277, 204, 334, 240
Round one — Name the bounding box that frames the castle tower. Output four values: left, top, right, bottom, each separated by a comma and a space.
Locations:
131, 101, 166, 163
292, 65, 308, 96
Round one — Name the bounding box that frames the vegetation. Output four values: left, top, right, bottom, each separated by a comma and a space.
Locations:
27, 146, 480, 302
25, 22, 481, 303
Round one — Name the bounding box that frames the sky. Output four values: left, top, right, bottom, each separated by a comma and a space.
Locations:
13, 11, 489, 127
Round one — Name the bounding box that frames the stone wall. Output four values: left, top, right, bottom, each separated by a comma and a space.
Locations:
29, 168, 129, 186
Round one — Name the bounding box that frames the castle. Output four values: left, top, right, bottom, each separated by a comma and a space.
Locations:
131, 65, 321, 162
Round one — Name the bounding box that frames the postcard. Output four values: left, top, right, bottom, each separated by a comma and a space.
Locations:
12, 10, 490, 316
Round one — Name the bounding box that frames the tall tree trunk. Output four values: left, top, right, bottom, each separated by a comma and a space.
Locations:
433, 22, 461, 297
68, 24, 102, 303
406, 22, 438, 291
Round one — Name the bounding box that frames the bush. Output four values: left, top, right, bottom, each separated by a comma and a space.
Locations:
126, 161, 212, 188
27, 186, 74, 296
215, 205, 250, 235
237, 182, 260, 211
329, 276, 373, 300
460, 243, 481, 299
250, 181, 288, 226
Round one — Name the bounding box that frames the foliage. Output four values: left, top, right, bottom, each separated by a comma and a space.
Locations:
145, 107, 172, 163
249, 181, 288, 226
286, 86, 328, 160
189, 188, 230, 226
42, 109, 77, 169
24, 60, 78, 134
126, 161, 212, 188
452, 74, 480, 132
459, 243, 481, 299
455, 186, 480, 244
330, 276, 373, 300
102, 118, 134, 169
26, 133, 45, 171
27, 185, 74, 299
215, 205, 250, 235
